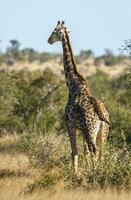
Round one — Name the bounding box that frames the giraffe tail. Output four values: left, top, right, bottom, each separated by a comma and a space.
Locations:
88, 142, 97, 155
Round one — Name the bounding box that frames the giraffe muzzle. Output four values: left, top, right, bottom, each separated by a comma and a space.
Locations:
48, 38, 53, 44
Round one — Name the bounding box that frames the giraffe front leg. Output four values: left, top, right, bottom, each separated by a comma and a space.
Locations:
66, 123, 78, 174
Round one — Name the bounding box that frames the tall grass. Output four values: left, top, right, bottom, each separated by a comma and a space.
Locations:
20, 132, 131, 192
0, 67, 131, 194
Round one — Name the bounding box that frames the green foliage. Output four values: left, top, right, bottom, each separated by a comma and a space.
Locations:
0, 70, 24, 133
94, 49, 126, 66
20, 132, 69, 170
14, 71, 67, 133
88, 68, 131, 145
0, 66, 131, 192
66, 150, 131, 190
77, 50, 94, 63
21, 132, 131, 192
88, 69, 112, 97
0, 67, 131, 144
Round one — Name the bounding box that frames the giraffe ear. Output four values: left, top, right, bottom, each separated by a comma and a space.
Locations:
61, 21, 65, 26
57, 21, 61, 27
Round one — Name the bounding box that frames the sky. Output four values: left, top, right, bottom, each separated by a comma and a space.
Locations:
0, 0, 131, 55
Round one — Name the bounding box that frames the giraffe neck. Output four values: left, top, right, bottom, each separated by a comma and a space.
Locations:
62, 31, 86, 88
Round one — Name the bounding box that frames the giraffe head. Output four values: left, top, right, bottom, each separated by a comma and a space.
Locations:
48, 21, 70, 44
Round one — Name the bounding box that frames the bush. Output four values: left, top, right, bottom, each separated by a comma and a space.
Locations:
0, 67, 131, 192
88, 69, 131, 145
21, 132, 131, 192
0, 68, 131, 145
20, 132, 70, 170
0, 70, 24, 134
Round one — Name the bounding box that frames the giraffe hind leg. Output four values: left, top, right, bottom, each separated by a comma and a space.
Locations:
96, 121, 109, 160
81, 120, 102, 157
83, 138, 89, 161
81, 127, 97, 155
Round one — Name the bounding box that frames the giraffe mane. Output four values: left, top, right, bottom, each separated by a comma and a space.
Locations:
64, 29, 86, 82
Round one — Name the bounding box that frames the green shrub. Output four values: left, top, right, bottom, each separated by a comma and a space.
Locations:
21, 132, 131, 192
20, 132, 70, 170
0, 70, 24, 133
0, 68, 131, 191
0, 68, 131, 145
88, 69, 131, 145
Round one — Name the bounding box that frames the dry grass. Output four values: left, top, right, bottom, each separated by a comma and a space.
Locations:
0, 134, 131, 200
28, 190, 131, 200
0, 59, 125, 78
0, 135, 40, 199
0, 181, 131, 200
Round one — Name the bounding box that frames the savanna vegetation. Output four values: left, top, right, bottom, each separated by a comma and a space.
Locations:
0, 39, 129, 66
0, 41, 131, 199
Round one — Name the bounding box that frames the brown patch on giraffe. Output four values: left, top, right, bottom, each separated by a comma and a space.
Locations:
48, 21, 110, 174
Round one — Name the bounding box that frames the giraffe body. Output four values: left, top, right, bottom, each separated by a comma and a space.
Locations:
65, 80, 109, 154
48, 21, 109, 173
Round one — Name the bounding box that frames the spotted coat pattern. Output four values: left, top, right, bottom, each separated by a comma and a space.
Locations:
48, 21, 109, 173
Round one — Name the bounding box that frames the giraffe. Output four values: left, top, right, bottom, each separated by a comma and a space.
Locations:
48, 21, 109, 174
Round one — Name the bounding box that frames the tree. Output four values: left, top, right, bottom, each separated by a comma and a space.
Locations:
120, 39, 131, 55
21, 48, 38, 62
6, 39, 21, 62
79, 50, 94, 60
104, 49, 113, 56
10, 40, 20, 49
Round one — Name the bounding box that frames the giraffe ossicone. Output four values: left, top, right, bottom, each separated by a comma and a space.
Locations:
48, 21, 110, 174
